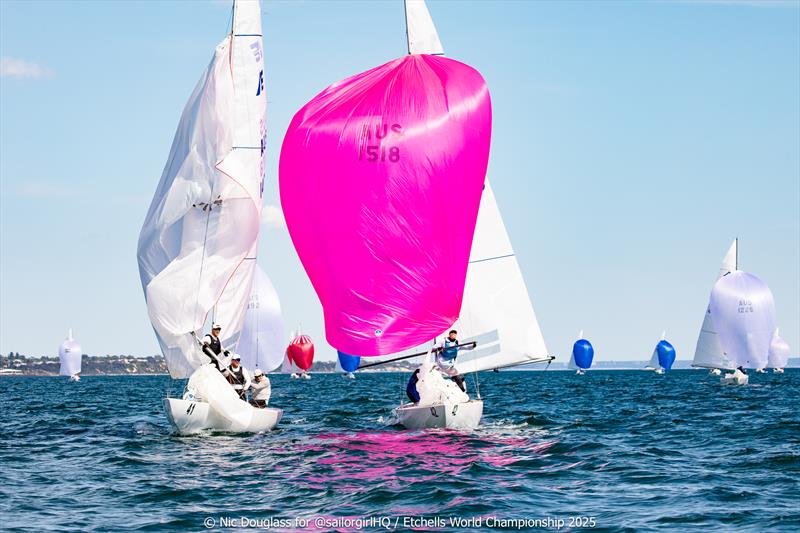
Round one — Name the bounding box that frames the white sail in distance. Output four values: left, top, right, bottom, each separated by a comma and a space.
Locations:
58, 329, 82, 377
692, 239, 737, 370
452, 182, 551, 375
404, 0, 444, 55
137, 0, 267, 378
767, 328, 790, 369
709, 271, 776, 369
237, 265, 285, 373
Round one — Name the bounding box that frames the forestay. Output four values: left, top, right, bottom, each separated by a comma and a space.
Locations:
137, 1, 267, 378
692, 240, 737, 370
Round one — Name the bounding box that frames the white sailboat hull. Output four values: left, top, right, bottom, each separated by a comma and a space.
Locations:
720, 372, 749, 386
773, 368, 784, 374
164, 398, 282, 435
709, 368, 722, 376
395, 400, 483, 430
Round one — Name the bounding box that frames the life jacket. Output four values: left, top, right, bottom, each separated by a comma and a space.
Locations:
228, 365, 245, 387
206, 334, 222, 355
406, 370, 420, 403
440, 339, 459, 361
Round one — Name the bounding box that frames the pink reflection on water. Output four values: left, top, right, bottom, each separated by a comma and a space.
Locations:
292, 430, 560, 495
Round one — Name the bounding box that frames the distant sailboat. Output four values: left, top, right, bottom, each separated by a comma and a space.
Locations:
137, 0, 281, 434
768, 328, 790, 374
711, 271, 776, 386
646, 332, 675, 375
287, 330, 314, 379
337, 351, 360, 379
59, 329, 82, 381
567, 331, 593, 375
692, 240, 738, 376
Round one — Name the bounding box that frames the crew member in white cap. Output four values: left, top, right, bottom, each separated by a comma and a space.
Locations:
248, 369, 272, 408
223, 355, 251, 400
201, 323, 231, 371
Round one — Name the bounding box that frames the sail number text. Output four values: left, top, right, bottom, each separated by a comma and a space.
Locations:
358, 122, 401, 163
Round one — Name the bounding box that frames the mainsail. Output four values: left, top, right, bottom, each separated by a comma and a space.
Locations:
692, 239, 737, 370
58, 329, 82, 377
137, 1, 266, 378
404, 0, 444, 55
450, 183, 550, 374
709, 271, 776, 370
237, 265, 285, 373
279, 0, 491, 357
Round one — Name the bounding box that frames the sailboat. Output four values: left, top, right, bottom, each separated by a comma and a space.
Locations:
59, 329, 82, 381
137, 0, 282, 435
646, 332, 675, 375
768, 328, 790, 374
237, 265, 285, 375
286, 330, 314, 379
337, 351, 360, 379
712, 271, 776, 386
567, 331, 593, 375
280, 0, 501, 429
692, 240, 738, 376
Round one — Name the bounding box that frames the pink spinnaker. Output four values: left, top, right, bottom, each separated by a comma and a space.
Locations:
280, 55, 491, 356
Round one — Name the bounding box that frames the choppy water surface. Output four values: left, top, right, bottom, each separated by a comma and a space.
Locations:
1, 370, 798, 532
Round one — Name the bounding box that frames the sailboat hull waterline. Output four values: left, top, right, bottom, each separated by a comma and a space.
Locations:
395, 400, 483, 430
164, 398, 283, 436
720, 373, 749, 386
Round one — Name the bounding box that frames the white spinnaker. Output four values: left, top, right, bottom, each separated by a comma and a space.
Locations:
404, 0, 444, 55
709, 271, 776, 369
137, 1, 266, 379
767, 328, 790, 369
692, 239, 737, 370
59, 329, 82, 376
453, 183, 550, 375
237, 265, 285, 373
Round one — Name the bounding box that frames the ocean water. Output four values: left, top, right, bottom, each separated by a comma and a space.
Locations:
1, 369, 798, 532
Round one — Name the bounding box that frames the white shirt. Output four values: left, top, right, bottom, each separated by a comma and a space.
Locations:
250, 376, 272, 402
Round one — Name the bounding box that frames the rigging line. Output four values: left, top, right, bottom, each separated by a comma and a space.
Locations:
468, 253, 514, 265
193, 183, 216, 336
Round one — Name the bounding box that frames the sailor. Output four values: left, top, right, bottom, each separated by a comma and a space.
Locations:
223, 355, 251, 400
435, 329, 466, 392
736, 365, 748, 375
249, 369, 272, 408
406, 368, 421, 403
201, 324, 231, 370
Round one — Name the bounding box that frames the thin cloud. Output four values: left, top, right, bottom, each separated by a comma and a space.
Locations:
261, 204, 287, 230
1, 57, 54, 79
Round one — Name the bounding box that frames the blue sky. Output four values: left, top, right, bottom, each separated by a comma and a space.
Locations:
1, 0, 798, 362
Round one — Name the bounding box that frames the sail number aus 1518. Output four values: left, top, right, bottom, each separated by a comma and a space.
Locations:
358, 122, 402, 163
